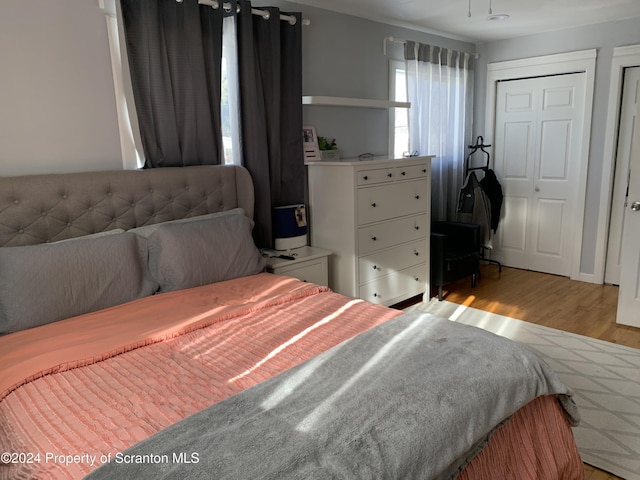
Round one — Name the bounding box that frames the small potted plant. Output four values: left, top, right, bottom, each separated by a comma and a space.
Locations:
318, 136, 340, 160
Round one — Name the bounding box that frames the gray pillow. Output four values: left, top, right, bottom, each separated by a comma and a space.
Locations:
52, 228, 126, 243
147, 214, 266, 293
0, 232, 158, 335
130, 208, 246, 238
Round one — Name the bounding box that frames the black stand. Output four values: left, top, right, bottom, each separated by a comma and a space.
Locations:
465, 136, 503, 274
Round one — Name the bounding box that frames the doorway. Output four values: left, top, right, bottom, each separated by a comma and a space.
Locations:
484, 50, 596, 281
598, 45, 640, 326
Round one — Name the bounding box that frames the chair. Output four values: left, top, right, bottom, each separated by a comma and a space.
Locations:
430, 221, 481, 301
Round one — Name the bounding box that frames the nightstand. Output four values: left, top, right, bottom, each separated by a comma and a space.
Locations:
263, 246, 331, 286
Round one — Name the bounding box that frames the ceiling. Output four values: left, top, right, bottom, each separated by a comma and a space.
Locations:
287, 0, 640, 43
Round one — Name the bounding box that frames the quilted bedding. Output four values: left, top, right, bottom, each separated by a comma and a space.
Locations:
85, 311, 580, 480
0, 273, 582, 479
0, 273, 398, 479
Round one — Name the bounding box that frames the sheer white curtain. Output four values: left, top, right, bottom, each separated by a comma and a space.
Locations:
405, 43, 474, 221
221, 15, 242, 165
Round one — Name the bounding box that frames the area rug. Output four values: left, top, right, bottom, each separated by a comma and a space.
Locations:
406, 300, 640, 480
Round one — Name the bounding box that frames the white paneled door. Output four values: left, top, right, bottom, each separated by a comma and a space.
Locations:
493, 73, 586, 276
616, 90, 640, 327
606, 67, 640, 285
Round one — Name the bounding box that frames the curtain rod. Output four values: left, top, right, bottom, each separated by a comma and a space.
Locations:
383, 36, 479, 59
195, 0, 311, 26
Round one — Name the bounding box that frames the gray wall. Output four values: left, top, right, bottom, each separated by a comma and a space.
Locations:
474, 18, 640, 277
0, 0, 122, 176
264, 1, 475, 159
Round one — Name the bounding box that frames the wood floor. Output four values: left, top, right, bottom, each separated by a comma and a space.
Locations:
440, 264, 640, 349
437, 265, 639, 480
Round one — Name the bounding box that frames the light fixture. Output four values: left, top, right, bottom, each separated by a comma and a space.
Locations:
468, 0, 509, 19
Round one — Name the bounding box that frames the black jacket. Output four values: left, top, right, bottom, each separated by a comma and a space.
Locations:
479, 169, 503, 233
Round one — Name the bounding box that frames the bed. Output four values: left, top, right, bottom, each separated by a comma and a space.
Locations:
0, 165, 583, 479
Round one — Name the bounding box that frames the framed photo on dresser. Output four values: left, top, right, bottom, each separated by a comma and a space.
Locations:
303, 126, 321, 162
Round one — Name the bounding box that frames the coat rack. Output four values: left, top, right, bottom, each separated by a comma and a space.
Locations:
463, 135, 502, 273
464, 135, 491, 176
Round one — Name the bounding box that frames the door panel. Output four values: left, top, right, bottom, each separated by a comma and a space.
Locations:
503, 123, 532, 178
543, 86, 574, 109
605, 67, 640, 285
498, 196, 528, 268
496, 110, 535, 268
532, 198, 566, 274
493, 73, 585, 276
506, 91, 533, 111
617, 82, 640, 327
539, 120, 571, 180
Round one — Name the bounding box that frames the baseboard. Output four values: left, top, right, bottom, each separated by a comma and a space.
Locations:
573, 272, 597, 284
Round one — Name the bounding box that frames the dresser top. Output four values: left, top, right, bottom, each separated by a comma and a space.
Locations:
305, 155, 434, 167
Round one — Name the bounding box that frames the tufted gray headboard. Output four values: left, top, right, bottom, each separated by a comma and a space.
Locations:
0, 165, 254, 247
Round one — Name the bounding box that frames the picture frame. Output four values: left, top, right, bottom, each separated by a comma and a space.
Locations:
303, 126, 321, 162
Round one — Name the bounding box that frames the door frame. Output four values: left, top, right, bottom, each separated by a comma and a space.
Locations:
484, 49, 597, 282
597, 44, 640, 284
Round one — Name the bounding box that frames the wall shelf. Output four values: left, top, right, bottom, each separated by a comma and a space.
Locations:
302, 96, 410, 109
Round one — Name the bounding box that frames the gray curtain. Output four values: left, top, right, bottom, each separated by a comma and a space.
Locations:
121, 0, 224, 168
237, 0, 304, 248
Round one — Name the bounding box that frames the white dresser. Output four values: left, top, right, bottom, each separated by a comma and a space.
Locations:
307, 155, 433, 306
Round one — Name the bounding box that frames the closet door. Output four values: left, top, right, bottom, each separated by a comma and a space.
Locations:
605, 66, 640, 285
616, 70, 640, 327
492, 73, 586, 276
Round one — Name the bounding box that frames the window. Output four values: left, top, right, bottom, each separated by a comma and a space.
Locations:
221, 15, 241, 165
389, 60, 409, 158
399, 45, 474, 221
104, 4, 240, 168
104, 8, 143, 169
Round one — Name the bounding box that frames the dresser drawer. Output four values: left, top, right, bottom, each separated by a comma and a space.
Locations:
395, 163, 429, 181
359, 263, 427, 305
356, 167, 396, 186
270, 258, 328, 286
358, 240, 427, 284
358, 214, 428, 255
357, 180, 428, 225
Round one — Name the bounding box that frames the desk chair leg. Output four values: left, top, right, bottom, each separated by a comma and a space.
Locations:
438, 285, 444, 301
471, 273, 477, 288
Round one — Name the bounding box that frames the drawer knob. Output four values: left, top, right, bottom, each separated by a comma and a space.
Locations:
387, 173, 393, 178
414, 225, 420, 230
363, 175, 368, 180
371, 202, 377, 207
371, 236, 377, 241
414, 250, 420, 256
414, 276, 420, 282
422, 168, 427, 173
401, 171, 406, 176
415, 194, 420, 199
373, 293, 379, 298
372, 265, 381, 271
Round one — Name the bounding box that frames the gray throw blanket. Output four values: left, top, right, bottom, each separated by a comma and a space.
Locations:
86, 312, 579, 480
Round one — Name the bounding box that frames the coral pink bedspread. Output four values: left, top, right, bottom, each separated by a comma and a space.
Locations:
0, 273, 399, 479
0, 273, 582, 479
